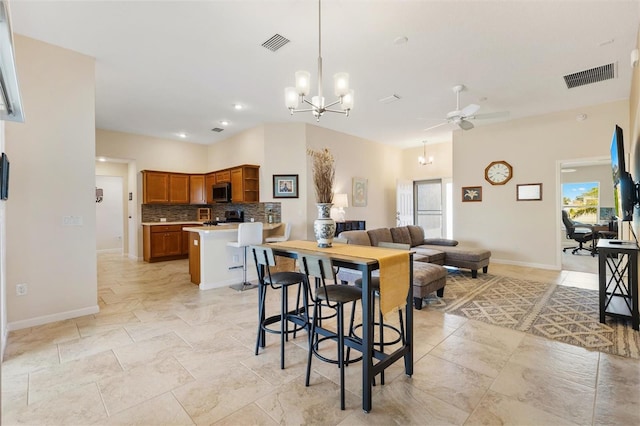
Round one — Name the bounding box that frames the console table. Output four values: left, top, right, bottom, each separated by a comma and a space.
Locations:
335, 220, 365, 236
597, 240, 639, 330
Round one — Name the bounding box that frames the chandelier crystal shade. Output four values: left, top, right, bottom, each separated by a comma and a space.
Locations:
284, 0, 354, 121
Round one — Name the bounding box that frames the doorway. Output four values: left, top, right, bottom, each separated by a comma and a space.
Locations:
96, 175, 124, 253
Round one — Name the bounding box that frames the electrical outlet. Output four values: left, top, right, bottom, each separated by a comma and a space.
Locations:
16, 283, 27, 296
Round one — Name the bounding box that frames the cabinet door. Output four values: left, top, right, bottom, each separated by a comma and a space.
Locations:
164, 231, 182, 255
205, 173, 216, 203
216, 170, 230, 183
230, 168, 243, 202
143, 171, 169, 203
150, 232, 168, 256
169, 174, 190, 204
189, 175, 206, 204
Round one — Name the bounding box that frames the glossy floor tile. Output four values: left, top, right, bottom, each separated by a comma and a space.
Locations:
1, 253, 639, 425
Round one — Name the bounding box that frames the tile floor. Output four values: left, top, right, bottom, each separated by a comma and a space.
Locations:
1, 254, 639, 425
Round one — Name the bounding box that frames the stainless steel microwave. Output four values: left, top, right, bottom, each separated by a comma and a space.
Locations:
212, 182, 231, 203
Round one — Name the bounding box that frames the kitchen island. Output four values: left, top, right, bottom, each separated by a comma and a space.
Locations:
183, 223, 282, 290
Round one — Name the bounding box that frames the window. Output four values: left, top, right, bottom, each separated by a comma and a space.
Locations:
562, 181, 599, 224
414, 179, 444, 238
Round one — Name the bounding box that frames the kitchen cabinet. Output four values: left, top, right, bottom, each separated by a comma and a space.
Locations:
188, 231, 200, 284
215, 170, 230, 183
142, 171, 190, 204
205, 173, 216, 203
181, 225, 192, 254
142, 171, 170, 203
189, 175, 206, 204
143, 225, 183, 262
169, 174, 190, 204
229, 165, 259, 203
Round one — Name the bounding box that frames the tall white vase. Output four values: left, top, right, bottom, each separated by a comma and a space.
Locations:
314, 203, 336, 248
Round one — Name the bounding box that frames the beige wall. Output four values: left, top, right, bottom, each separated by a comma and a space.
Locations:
453, 99, 629, 269
400, 141, 453, 182
5, 36, 97, 328
206, 125, 265, 172
95, 161, 129, 254
96, 129, 209, 258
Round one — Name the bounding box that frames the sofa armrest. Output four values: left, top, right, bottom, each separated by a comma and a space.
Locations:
422, 238, 459, 246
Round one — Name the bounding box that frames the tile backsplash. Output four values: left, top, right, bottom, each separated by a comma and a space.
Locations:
142, 202, 281, 223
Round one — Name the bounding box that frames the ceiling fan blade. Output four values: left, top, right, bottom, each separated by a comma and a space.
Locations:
458, 119, 474, 131
460, 103, 480, 117
423, 121, 449, 132
471, 111, 510, 120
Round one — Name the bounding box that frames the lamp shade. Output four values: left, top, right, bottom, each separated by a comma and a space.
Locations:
333, 72, 350, 97
285, 87, 299, 109
295, 70, 311, 96
333, 193, 348, 208
341, 90, 354, 111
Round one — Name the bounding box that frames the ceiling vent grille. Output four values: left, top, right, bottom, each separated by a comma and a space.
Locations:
378, 94, 402, 104
563, 63, 617, 89
211, 127, 224, 133
261, 34, 290, 52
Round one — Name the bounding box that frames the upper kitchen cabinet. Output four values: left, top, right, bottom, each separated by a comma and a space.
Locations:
205, 173, 216, 204
142, 170, 190, 204
189, 174, 207, 204
230, 165, 259, 203
215, 170, 230, 183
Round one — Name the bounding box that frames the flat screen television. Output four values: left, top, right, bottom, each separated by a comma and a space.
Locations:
610, 125, 636, 221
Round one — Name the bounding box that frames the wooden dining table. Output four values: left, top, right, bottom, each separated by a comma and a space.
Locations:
262, 240, 414, 413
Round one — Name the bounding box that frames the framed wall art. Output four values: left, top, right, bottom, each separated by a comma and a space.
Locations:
352, 177, 368, 207
273, 174, 299, 198
462, 186, 482, 202
516, 183, 542, 201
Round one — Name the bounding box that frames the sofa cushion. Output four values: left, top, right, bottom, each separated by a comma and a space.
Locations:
337, 230, 372, 246
423, 238, 459, 247
367, 228, 393, 247
390, 227, 412, 246
407, 225, 425, 247
413, 248, 446, 265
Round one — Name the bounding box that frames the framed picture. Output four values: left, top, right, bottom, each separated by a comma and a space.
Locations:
462, 186, 482, 202
273, 174, 299, 198
352, 177, 368, 207
517, 183, 542, 201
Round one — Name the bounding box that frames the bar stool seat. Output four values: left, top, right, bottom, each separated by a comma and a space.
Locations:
227, 222, 263, 291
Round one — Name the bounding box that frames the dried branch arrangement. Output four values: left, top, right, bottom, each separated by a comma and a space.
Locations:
307, 147, 335, 204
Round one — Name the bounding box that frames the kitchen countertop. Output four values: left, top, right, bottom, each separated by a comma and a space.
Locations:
183, 223, 281, 234
141, 221, 205, 226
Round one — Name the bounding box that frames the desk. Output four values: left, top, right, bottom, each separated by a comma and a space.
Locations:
597, 240, 639, 330
265, 240, 413, 413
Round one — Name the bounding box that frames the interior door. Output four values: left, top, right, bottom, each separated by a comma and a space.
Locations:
396, 179, 413, 226
414, 179, 443, 238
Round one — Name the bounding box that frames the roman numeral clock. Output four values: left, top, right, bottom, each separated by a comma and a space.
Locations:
484, 160, 513, 185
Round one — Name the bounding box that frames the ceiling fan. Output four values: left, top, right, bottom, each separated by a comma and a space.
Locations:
423, 84, 509, 132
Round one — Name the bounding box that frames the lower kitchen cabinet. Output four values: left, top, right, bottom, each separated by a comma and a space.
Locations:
143, 224, 198, 262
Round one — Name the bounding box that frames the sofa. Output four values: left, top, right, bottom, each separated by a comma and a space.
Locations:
336, 225, 492, 309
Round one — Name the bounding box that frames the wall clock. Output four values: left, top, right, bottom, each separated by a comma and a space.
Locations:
485, 160, 513, 185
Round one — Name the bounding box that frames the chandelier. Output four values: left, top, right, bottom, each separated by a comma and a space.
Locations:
418, 141, 433, 165
284, 0, 354, 121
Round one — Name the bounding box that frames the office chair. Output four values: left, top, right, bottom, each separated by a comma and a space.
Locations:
561, 210, 596, 256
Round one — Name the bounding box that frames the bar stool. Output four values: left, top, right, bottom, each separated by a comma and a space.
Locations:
252, 245, 309, 369
227, 222, 263, 291
300, 254, 362, 410
351, 242, 407, 385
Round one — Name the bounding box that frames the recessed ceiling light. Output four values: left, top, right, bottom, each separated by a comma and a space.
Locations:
233, 104, 243, 110
98, 157, 107, 162
576, 113, 587, 121
220, 120, 229, 126
176, 132, 187, 138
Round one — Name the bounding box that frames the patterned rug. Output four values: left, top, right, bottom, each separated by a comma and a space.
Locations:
425, 272, 640, 359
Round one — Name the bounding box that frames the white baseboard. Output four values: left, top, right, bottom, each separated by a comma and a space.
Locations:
97, 248, 123, 254
6, 305, 100, 331
490, 258, 560, 271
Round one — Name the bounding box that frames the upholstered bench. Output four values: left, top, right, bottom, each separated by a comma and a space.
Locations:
416, 243, 490, 278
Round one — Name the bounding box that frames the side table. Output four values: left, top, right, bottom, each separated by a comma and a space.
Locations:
597, 240, 639, 330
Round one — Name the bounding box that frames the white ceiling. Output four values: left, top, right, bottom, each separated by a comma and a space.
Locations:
9, 0, 640, 148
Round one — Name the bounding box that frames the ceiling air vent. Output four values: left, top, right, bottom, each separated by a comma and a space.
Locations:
261, 34, 290, 52
211, 128, 224, 133
378, 94, 402, 104
563, 63, 617, 89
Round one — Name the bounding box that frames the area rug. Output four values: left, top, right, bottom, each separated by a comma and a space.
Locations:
426, 272, 640, 359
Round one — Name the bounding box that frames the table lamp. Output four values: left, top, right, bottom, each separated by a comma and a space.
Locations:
333, 193, 348, 222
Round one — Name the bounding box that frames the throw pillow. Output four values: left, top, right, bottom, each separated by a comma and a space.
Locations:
367, 228, 393, 247
407, 225, 425, 246
390, 227, 412, 246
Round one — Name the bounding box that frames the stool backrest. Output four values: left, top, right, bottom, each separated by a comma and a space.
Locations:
238, 222, 263, 246
251, 245, 276, 267
282, 222, 292, 240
